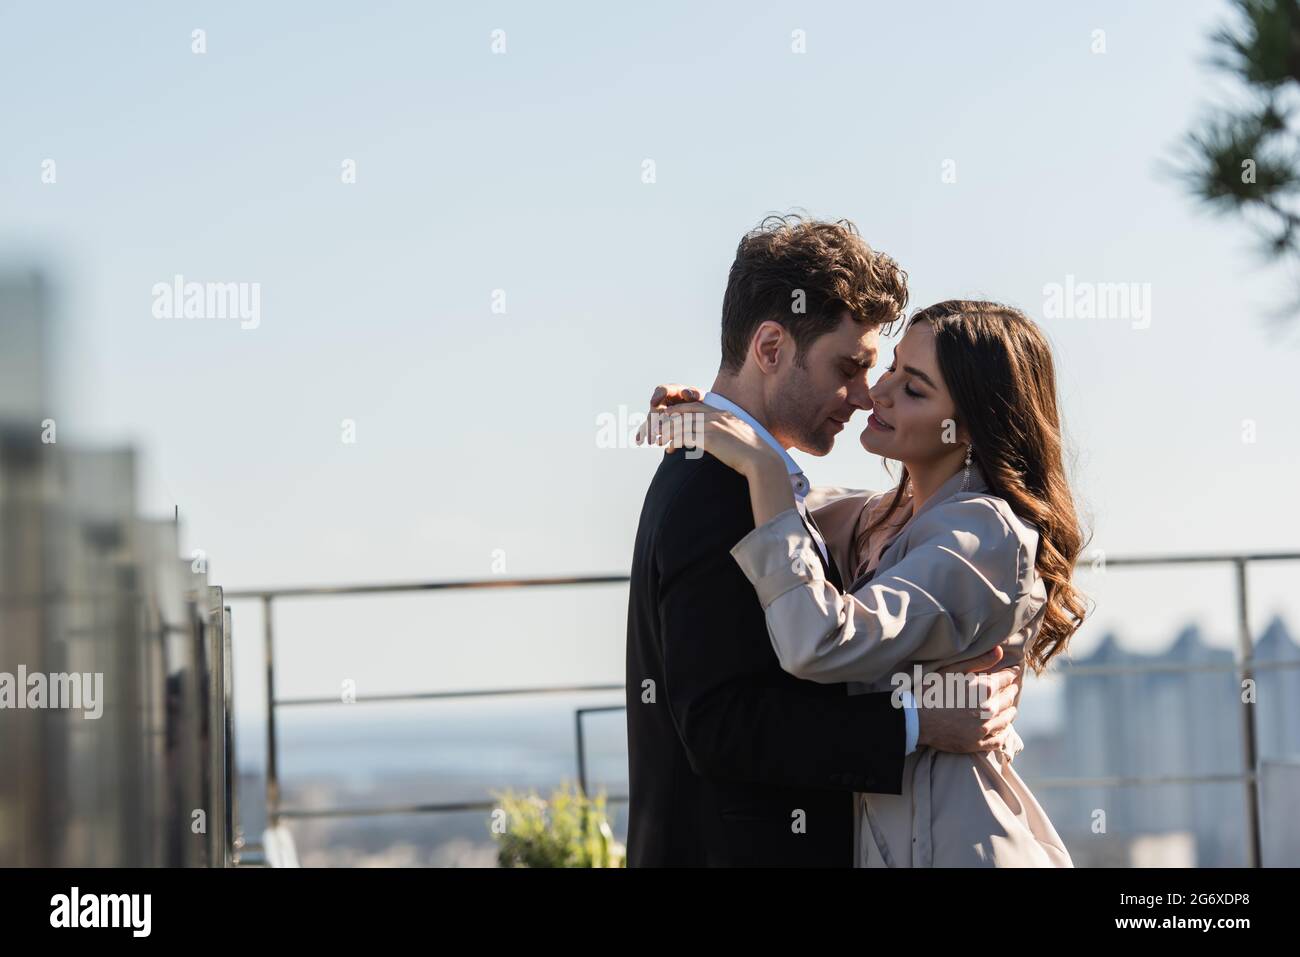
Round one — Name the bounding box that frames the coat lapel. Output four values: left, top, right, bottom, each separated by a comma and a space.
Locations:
844, 464, 989, 593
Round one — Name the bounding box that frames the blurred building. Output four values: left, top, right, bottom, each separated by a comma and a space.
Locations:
1019, 619, 1300, 867
0, 269, 237, 866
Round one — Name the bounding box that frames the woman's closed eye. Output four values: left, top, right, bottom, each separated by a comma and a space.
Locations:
884, 363, 924, 398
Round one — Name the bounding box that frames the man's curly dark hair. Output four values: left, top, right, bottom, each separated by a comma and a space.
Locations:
719, 213, 909, 373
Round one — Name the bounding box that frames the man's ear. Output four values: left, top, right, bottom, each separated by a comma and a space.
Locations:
751, 320, 786, 373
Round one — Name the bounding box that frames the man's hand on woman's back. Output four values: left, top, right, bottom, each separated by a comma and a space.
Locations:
917, 646, 1024, 753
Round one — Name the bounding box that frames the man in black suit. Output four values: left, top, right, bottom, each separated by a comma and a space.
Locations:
625, 215, 1022, 866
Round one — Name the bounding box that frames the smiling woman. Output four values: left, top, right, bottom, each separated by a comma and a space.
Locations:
853, 299, 1088, 676
859, 320, 966, 496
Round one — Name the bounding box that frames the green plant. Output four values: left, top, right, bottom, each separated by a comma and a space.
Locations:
487, 780, 626, 868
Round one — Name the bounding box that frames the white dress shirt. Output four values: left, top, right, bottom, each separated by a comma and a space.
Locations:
701, 390, 919, 755
700, 391, 829, 562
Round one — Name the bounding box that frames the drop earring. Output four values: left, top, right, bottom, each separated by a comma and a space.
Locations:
960, 443, 974, 492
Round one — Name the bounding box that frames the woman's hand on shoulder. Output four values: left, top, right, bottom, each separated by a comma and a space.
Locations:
636, 401, 782, 479
648, 383, 701, 410
635, 382, 701, 448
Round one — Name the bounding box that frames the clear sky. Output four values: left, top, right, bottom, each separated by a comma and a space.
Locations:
3, 1, 1298, 733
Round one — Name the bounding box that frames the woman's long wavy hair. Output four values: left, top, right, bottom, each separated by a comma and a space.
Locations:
854, 300, 1090, 673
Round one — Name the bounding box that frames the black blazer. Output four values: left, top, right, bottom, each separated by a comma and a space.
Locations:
625, 448, 906, 867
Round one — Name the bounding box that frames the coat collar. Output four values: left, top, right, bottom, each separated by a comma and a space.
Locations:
852, 462, 990, 590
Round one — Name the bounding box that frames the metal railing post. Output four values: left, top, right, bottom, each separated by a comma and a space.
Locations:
575, 710, 588, 796
1233, 559, 1262, 868
263, 594, 280, 829
223, 603, 240, 864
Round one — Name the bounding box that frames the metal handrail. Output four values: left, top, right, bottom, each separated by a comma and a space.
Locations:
275, 683, 623, 708
224, 574, 630, 600
224, 549, 1300, 867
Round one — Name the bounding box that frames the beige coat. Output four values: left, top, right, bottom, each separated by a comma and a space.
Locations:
729, 464, 1072, 867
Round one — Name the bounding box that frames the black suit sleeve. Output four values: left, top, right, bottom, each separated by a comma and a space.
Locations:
655, 457, 906, 794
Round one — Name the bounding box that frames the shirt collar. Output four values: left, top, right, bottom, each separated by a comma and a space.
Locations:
700, 390, 803, 479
